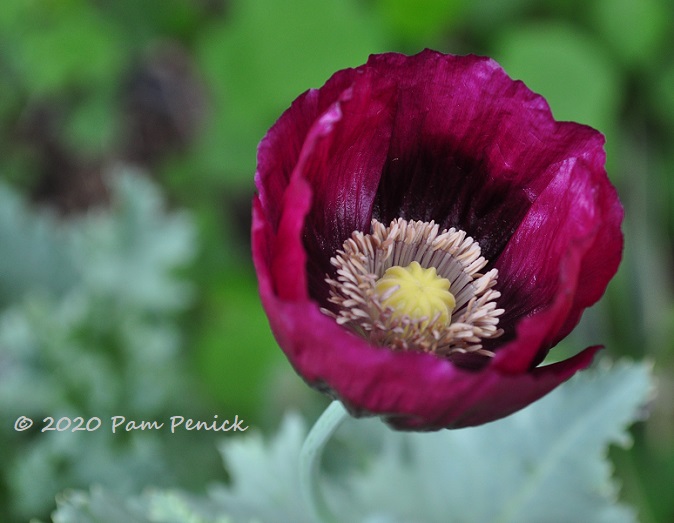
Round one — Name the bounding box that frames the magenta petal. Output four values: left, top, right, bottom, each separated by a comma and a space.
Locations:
252, 50, 624, 430
491, 143, 623, 362
394, 345, 602, 430
255, 67, 358, 231
364, 51, 601, 262
257, 68, 397, 301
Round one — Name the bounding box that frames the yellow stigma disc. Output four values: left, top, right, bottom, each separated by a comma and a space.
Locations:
374, 261, 455, 327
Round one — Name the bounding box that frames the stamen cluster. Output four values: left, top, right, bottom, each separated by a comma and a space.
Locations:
324, 218, 504, 359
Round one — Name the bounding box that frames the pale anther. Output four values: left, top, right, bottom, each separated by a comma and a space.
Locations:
322, 218, 504, 360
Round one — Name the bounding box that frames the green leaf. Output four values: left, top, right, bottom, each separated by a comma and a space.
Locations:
373, 0, 468, 44
494, 23, 620, 134
652, 59, 674, 132
5, 0, 125, 95
193, 271, 281, 420
589, 0, 670, 69
64, 90, 121, 158
193, 0, 386, 183
463, 0, 532, 33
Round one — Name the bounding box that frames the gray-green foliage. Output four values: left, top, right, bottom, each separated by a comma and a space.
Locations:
0, 170, 199, 520
49, 488, 235, 523
0, 185, 78, 306
47, 361, 651, 523
343, 361, 649, 523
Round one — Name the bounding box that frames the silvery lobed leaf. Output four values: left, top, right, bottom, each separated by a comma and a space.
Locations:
211, 360, 651, 523
46, 360, 651, 523
338, 360, 651, 523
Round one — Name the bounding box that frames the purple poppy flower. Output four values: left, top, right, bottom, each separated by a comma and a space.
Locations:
252, 50, 623, 430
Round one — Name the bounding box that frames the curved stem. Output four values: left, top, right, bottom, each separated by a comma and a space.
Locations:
300, 400, 349, 523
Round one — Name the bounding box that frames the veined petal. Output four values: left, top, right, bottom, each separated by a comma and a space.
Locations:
257, 68, 396, 302
386, 346, 601, 430
492, 151, 622, 366
255, 67, 358, 231
365, 50, 605, 263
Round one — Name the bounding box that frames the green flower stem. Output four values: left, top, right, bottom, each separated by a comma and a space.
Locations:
300, 400, 349, 523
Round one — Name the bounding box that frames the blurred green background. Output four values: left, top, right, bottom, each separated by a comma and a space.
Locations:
0, 0, 672, 521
